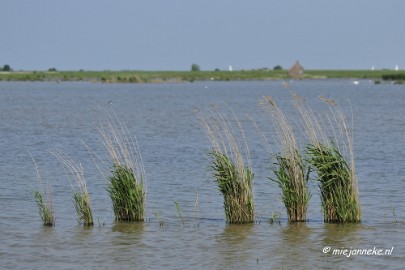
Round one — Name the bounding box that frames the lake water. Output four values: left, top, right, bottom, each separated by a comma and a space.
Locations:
0, 80, 404, 269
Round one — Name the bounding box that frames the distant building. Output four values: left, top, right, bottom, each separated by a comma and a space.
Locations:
288, 61, 304, 78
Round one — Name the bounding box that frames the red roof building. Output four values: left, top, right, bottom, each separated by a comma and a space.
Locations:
288, 61, 304, 78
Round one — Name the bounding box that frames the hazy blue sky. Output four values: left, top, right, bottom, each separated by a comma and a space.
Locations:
1, 1, 404, 71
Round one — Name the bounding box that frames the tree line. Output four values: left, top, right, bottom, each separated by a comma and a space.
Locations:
0, 64, 12, 71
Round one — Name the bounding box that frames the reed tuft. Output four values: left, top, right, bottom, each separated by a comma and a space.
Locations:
296, 97, 361, 223
200, 107, 254, 224
261, 96, 311, 222
307, 142, 361, 222
272, 151, 310, 222
31, 155, 55, 226
100, 115, 146, 222
51, 151, 94, 226
107, 164, 144, 221
73, 192, 93, 226
33, 190, 55, 226
211, 150, 254, 223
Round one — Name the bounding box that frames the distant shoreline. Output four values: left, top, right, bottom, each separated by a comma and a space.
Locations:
0, 70, 403, 83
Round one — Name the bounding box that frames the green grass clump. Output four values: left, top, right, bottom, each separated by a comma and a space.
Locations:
31, 155, 55, 226
271, 150, 311, 222
261, 96, 311, 222
200, 108, 254, 224
73, 192, 94, 226
33, 190, 55, 226
295, 96, 361, 223
108, 164, 145, 221
211, 150, 254, 224
307, 142, 361, 223
382, 72, 405, 81
100, 115, 146, 222
51, 151, 94, 226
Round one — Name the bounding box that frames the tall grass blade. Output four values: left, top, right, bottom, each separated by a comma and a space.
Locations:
174, 201, 185, 226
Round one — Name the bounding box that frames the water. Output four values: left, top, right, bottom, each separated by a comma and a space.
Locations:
0, 80, 404, 269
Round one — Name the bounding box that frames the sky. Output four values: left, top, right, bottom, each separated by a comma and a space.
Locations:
1, 0, 405, 71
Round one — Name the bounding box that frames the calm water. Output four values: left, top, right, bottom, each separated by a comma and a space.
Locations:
0, 80, 404, 269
